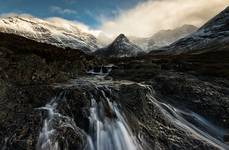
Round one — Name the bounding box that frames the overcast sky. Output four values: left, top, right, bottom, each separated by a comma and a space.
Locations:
0, 0, 229, 37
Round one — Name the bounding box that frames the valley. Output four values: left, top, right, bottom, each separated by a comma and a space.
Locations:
0, 5, 229, 150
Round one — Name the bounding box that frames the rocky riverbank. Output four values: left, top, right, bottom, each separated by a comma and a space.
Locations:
0, 32, 229, 149
0, 33, 99, 149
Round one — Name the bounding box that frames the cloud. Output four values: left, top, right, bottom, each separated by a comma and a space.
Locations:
46, 17, 101, 36
98, 0, 229, 37
46, 17, 112, 44
50, 6, 77, 15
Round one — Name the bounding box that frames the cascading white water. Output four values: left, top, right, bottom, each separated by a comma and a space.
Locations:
36, 91, 80, 150
86, 88, 138, 150
1, 138, 9, 150
36, 79, 139, 150
36, 78, 229, 150
139, 83, 229, 150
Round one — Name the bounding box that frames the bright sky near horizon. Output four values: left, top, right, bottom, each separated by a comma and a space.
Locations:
0, 0, 229, 37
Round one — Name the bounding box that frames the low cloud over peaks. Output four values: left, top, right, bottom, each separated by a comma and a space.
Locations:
98, 0, 229, 37
46, 17, 101, 36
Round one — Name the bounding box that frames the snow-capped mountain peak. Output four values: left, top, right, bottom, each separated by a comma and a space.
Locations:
0, 15, 99, 53
112, 34, 138, 50
164, 6, 229, 54
95, 34, 144, 57
114, 34, 129, 43
129, 25, 197, 52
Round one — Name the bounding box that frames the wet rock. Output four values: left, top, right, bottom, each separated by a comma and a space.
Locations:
224, 134, 229, 144
0, 83, 54, 149
150, 72, 229, 128
0, 32, 101, 84
118, 83, 221, 150
0, 33, 100, 149
119, 83, 148, 113
110, 60, 161, 82
0, 82, 94, 150
1, 31, 229, 149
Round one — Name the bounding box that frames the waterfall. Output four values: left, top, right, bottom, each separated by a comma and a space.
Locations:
140, 83, 229, 150
36, 80, 139, 150
1, 138, 8, 150
35, 78, 228, 150
36, 91, 81, 150
86, 87, 138, 150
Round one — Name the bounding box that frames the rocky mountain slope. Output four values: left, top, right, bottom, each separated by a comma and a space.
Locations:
0, 31, 228, 148
129, 25, 197, 51
163, 6, 229, 54
0, 24, 229, 150
95, 34, 144, 57
0, 32, 100, 84
107, 45, 229, 148
128, 36, 154, 51
0, 16, 99, 53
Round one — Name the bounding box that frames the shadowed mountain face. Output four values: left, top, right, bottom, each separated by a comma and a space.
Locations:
95, 34, 144, 57
161, 6, 229, 54
0, 32, 100, 84
0, 16, 99, 53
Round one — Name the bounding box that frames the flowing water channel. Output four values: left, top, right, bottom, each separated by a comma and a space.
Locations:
35, 77, 229, 150
86, 89, 138, 150
36, 78, 139, 150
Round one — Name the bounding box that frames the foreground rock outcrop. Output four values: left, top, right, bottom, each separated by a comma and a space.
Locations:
0, 31, 229, 149
0, 32, 100, 84
118, 83, 223, 150
1, 77, 226, 149
0, 32, 99, 149
109, 48, 229, 148
150, 72, 229, 128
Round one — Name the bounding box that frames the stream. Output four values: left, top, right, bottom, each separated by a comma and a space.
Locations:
35, 76, 229, 150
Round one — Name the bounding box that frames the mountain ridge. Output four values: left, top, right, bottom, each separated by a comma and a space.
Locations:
129, 24, 197, 51
162, 6, 229, 54
0, 15, 99, 53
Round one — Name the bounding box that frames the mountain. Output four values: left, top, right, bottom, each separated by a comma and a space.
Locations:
2, 9, 229, 150
149, 25, 197, 49
128, 36, 154, 51
0, 31, 100, 84
164, 6, 229, 54
0, 16, 99, 53
94, 34, 144, 57
129, 25, 197, 51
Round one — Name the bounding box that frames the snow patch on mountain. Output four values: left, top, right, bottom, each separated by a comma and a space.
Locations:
166, 6, 229, 54
129, 25, 197, 52
0, 16, 99, 53
95, 34, 144, 57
